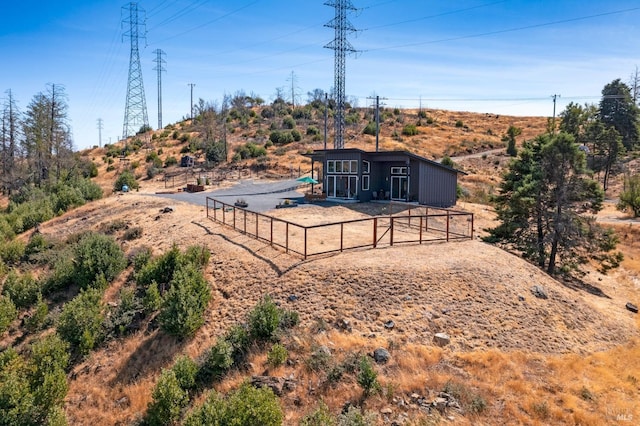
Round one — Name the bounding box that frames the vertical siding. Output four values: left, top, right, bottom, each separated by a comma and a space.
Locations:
419, 163, 457, 207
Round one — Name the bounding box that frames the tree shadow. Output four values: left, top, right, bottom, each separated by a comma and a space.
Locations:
111, 328, 187, 385
561, 277, 611, 299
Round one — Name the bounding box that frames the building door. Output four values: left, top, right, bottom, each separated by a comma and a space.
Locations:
391, 176, 408, 200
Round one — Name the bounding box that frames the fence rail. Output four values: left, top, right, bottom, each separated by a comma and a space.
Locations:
205, 197, 473, 259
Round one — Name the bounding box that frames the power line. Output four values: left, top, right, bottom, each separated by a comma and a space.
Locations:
153, 49, 167, 130
147, 0, 210, 31
364, 6, 640, 53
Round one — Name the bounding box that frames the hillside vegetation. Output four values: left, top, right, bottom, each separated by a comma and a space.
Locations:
1, 103, 639, 425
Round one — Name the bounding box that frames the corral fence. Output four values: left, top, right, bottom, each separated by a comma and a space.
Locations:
206, 198, 474, 259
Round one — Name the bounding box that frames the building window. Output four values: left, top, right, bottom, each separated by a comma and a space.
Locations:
362, 175, 369, 191
327, 161, 335, 173
335, 161, 342, 173
362, 160, 370, 174
391, 166, 407, 175
349, 160, 358, 174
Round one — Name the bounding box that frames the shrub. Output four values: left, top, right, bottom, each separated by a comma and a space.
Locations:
455, 119, 464, 128
441, 155, 456, 168
266, 343, 288, 368
172, 355, 199, 390
338, 405, 377, 426
183, 391, 226, 426
113, 169, 139, 191
57, 288, 104, 355
146, 369, 189, 426
29, 333, 69, 414
269, 130, 294, 145
357, 356, 380, 397
363, 122, 377, 136
282, 116, 296, 129
130, 245, 153, 272
300, 401, 336, 426
24, 295, 49, 332
618, 173, 640, 217
200, 338, 234, 380
248, 295, 281, 342
291, 129, 302, 141
224, 383, 283, 425
43, 251, 75, 293
2, 271, 41, 309
136, 245, 182, 289
402, 124, 418, 136
73, 233, 126, 290
183, 245, 210, 269
307, 126, 320, 135
0, 239, 26, 265
0, 295, 17, 333
143, 282, 162, 314
159, 263, 211, 337
164, 156, 178, 167
123, 226, 143, 240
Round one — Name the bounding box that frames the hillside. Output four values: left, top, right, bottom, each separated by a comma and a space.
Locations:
2, 107, 639, 425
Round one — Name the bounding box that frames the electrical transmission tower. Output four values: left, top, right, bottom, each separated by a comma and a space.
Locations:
96, 118, 103, 147
153, 49, 166, 130
122, 2, 149, 139
324, 0, 358, 149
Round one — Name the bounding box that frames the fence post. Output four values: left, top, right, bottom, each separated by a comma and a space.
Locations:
304, 227, 308, 260
222, 202, 226, 224
286, 222, 289, 254
233, 206, 236, 229
373, 217, 377, 248
255, 212, 259, 238
446, 211, 450, 242
470, 213, 474, 240
419, 216, 423, 244
390, 217, 394, 246
340, 223, 344, 252
270, 217, 273, 246
425, 207, 428, 233
243, 210, 247, 234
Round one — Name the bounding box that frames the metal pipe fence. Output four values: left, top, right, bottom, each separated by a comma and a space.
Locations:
206, 197, 473, 259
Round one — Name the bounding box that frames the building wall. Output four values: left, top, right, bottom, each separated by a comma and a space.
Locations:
419, 162, 458, 207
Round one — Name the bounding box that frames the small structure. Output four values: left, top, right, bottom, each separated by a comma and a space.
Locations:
180, 155, 195, 167
304, 148, 464, 207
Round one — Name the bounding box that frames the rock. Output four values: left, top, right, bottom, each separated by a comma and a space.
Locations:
433, 332, 450, 347
250, 376, 297, 396
432, 397, 448, 413
380, 407, 393, 415
115, 396, 130, 408
287, 294, 298, 302
336, 318, 352, 332
315, 345, 332, 357
518, 295, 525, 302
373, 347, 391, 364
531, 285, 548, 299
160, 206, 174, 213
626, 302, 638, 313
384, 320, 395, 330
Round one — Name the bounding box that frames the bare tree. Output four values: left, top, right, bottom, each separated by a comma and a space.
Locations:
0, 89, 21, 194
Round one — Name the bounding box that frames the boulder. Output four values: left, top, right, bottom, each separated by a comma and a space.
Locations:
626, 302, 638, 313
373, 348, 391, 364
531, 285, 548, 299
433, 332, 451, 347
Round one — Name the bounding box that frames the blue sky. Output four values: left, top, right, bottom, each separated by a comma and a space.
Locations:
1, 0, 639, 150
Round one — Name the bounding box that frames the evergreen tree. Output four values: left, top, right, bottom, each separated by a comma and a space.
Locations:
599, 79, 640, 151
487, 132, 621, 276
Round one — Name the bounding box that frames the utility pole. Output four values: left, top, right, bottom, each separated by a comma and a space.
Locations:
153, 49, 166, 130
325, 0, 359, 149
97, 118, 103, 148
551, 94, 561, 134
324, 93, 328, 150
367, 95, 386, 152
287, 71, 299, 108
122, 2, 149, 139
188, 83, 195, 121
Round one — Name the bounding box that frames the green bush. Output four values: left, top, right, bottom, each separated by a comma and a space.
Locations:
143, 282, 162, 314
73, 233, 126, 290
455, 119, 464, 128
248, 295, 281, 342
183, 245, 210, 269
282, 116, 296, 129
269, 130, 294, 145
113, 169, 139, 191
441, 155, 456, 168
57, 288, 104, 355
29, 333, 70, 414
159, 263, 211, 337
201, 338, 234, 380
123, 226, 143, 240
43, 250, 75, 293
300, 401, 336, 426
146, 369, 189, 426
291, 129, 302, 141
618, 173, 640, 217
164, 156, 178, 167
357, 356, 380, 397
130, 246, 153, 272
0, 239, 26, 264
172, 355, 199, 390
0, 295, 17, 333
307, 126, 320, 136
24, 295, 49, 332
402, 124, 419, 136
363, 122, 377, 136
2, 271, 41, 309
135, 245, 182, 289
266, 343, 288, 368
